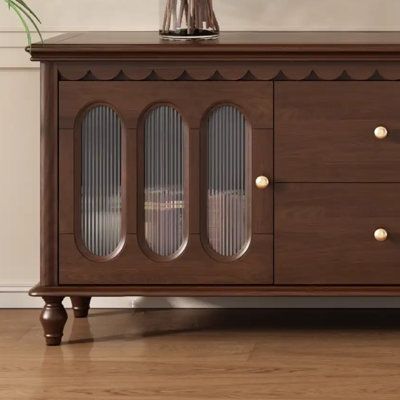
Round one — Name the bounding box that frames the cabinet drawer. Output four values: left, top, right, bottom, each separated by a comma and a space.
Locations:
276, 82, 400, 182
275, 184, 400, 284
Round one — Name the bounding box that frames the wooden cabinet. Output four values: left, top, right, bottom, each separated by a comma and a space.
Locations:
275, 184, 400, 284
29, 32, 400, 345
275, 82, 400, 284
275, 82, 400, 182
58, 81, 273, 285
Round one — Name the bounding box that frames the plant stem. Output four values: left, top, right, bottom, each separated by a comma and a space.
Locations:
2, 0, 42, 47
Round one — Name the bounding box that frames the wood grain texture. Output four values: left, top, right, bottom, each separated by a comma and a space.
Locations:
275, 184, 400, 285
70, 297, 91, 318
58, 81, 273, 284
40, 31, 400, 46
40, 297, 67, 346
59, 234, 273, 285
59, 129, 73, 233
3, 309, 400, 398
29, 284, 400, 297
252, 129, 273, 233
58, 81, 273, 130
37, 33, 400, 306
29, 31, 400, 62
55, 60, 400, 82
276, 82, 400, 182
199, 124, 273, 261
40, 63, 58, 286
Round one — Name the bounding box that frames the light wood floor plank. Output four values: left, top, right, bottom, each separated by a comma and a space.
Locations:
0, 309, 400, 400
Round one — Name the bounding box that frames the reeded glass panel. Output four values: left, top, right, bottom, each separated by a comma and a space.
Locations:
81, 105, 122, 257
144, 106, 186, 257
207, 105, 250, 257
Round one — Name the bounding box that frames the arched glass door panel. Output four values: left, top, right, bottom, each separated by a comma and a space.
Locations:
80, 105, 123, 258
143, 105, 187, 257
207, 105, 251, 258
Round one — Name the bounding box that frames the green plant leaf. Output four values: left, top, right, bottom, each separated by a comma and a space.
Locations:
7, 1, 32, 47
11, 1, 43, 42
3, 0, 43, 46
13, 0, 41, 23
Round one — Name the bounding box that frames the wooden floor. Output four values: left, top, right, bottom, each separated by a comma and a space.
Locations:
1, 309, 400, 400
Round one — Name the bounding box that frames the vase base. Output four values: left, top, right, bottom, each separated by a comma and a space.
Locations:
159, 29, 219, 41
161, 34, 219, 41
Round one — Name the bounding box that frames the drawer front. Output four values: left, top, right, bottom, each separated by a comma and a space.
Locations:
276, 184, 400, 285
276, 82, 400, 182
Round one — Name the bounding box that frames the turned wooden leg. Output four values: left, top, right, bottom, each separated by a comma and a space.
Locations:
70, 297, 91, 318
40, 296, 68, 346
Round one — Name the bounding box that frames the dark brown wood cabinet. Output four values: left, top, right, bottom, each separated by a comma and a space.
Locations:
29, 32, 400, 345
275, 183, 400, 285
275, 82, 400, 182
58, 81, 273, 285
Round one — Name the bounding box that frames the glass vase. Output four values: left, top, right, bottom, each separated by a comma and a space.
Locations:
159, 0, 220, 40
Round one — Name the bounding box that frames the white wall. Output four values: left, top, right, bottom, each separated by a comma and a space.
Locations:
2, 0, 400, 307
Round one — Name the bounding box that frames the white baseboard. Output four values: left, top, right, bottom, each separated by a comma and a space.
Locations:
2, 285, 400, 308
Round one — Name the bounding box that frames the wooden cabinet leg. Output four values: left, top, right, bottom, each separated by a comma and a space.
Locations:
71, 297, 91, 318
40, 297, 68, 346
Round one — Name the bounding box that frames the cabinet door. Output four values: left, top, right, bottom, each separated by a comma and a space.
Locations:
58, 82, 273, 285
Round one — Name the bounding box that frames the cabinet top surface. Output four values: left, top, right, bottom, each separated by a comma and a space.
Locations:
30, 31, 400, 61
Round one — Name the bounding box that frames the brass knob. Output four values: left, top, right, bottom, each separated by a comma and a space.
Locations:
374, 126, 388, 140
255, 176, 270, 190
374, 228, 388, 242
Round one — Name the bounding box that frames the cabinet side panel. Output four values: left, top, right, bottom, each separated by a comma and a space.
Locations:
40, 62, 59, 286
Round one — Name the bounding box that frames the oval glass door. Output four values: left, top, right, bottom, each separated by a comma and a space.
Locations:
80, 105, 124, 258
143, 105, 188, 258
206, 105, 251, 258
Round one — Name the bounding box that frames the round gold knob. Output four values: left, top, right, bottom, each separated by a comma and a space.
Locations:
374, 228, 388, 242
255, 176, 270, 190
374, 126, 388, 140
